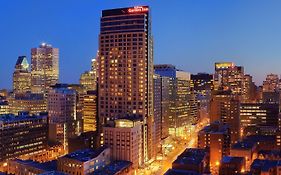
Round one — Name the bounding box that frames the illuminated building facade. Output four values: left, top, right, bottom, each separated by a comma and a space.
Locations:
103, 117, 143, 168
263, 74, 279, 92
0, 101, 9, 115
154, 64, 196, 137
210, 90, 240, 144
198, 121, 231, 173
47, 85, 78, 148
243, 74, 257, 103
240, 103, 279, 136
82, 91, 97, 132
80, 58, 97, 91
0, 112, 48, 162
31, 43, 59, 94
98, 6, 154, 162
8, 92, 46, 115
191, 73, 213, 112
214, 62, 247, 101
80, 71, 96, 91
13, 56, 31, 94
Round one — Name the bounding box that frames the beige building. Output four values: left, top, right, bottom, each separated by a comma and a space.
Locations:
57, 146, 110, 175
31, 43, 59, 94
98, 6, 154, 162
103, 117, 142, 168
48, 85, 78, 148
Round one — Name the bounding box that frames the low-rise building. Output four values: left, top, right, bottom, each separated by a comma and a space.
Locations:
94, 160, 133, 175
251, 159, 279, 175
8, 159, 57, 175
219, 156, 245, 175
57, 146, 110, 175
171, 148, 209, 174
103, 116, 143, 168
230, 141, 257, 171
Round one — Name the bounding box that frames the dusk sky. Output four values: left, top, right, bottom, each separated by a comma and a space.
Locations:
1, 0, 281, 88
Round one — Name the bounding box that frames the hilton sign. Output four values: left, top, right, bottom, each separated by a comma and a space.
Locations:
128, 6, 149, 13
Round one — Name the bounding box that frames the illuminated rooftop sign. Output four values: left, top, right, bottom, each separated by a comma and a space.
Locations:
215, 62, 235, 69
128, 6, 149, 13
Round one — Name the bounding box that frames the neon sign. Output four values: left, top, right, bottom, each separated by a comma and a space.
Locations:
128, 6, 149, 13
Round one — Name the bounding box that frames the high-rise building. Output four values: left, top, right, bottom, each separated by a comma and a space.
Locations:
8, 92, 46, 115
240, 103, 279, 136
191, 73, 213, 111
82, 91, 97, 132
153, 74, 162, 154
98, 6, 154, 162
243, 74, 257, 103
31, 43, 59, 94
80, 59, 97, 91
80, 71, 96, 91
210, 90, 240, 144
214, 62, 246, 100
47, 84, 78, 148
13, 56, 31, 94
263, 74, 279, 92
0, 112, 48, 162
154, 64, 196, 137
103, 117, 142, 168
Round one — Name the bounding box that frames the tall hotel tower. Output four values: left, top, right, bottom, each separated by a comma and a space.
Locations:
98, 6, 154, 162
31, 43, 59, 94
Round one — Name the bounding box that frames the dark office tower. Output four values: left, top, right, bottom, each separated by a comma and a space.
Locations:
13, 56, 31, 94
98, 6, 154, 162
240, 103, 279, 136
210, 90, 240, 144
31, 43, 59, 94
243, 74, 257, 103
153, 74, 162, 154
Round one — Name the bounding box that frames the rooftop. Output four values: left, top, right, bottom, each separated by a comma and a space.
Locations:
94, 160, 132, 175
39, 171, 68, 175
62, 146, 108, 162
232, 141, 256, 150
258, 150, 281, 158
14, 159, 57, 172
251, 159, 279, 172
221, 156, 244, 164
245, 135, 276, 143
173, 148, 207, 165
0, 113, 47, 122
164, 169, 201, 175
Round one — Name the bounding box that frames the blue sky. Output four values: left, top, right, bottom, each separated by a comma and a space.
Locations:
1, 0, 281, 88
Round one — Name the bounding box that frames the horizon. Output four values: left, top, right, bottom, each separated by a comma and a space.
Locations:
2, 0, 281, 88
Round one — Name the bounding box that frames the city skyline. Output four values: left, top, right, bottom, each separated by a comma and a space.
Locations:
2, 0, 281, 88
2, 3, 281, 175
